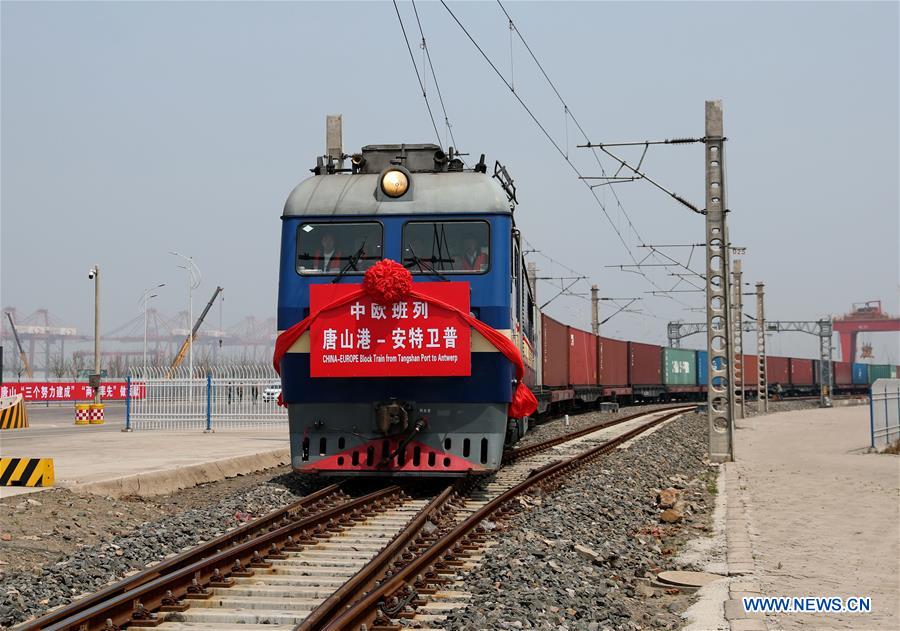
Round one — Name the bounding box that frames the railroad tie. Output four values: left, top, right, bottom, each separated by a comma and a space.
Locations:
0, 457, 54, 487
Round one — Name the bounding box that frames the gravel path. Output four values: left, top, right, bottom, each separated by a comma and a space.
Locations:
439, 411, 716, 631
0, 471, 326, 628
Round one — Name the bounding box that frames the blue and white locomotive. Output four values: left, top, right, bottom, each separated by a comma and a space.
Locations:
276, 142, 537, 476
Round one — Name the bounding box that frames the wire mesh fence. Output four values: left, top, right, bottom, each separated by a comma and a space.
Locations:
127, 364, 286, 430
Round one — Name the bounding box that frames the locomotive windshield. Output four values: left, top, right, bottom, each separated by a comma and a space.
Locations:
402, 220, 490, 274
296, 222, 383, 274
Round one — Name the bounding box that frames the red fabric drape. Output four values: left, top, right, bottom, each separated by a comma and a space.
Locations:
272, 260, 538, 418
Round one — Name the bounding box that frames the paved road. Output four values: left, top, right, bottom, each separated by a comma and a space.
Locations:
736, 406, 900, 630
3, 401, 127, 438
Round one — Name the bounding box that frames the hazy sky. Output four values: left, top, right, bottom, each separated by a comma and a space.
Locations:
2, 1, 898, 362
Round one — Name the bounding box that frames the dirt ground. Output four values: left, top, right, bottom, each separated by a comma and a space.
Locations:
736, 405, 900, 630
0, 465, 290, 576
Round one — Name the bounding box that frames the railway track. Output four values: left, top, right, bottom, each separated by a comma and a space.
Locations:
18, 404, 695, 631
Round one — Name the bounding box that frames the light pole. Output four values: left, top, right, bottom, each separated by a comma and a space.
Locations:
88, 265, 100, 403
141, 284, 165, 368
170, 252, 201, 380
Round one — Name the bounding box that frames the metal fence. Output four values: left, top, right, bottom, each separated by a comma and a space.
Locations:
870, 379, 900, 449
126, 364, 287, 430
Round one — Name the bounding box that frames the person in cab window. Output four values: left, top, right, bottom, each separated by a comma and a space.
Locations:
457, 234, 487, 272
312, 232, 342, 272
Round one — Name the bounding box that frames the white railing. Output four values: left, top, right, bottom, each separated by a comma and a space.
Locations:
126, 364, 286, 430
870, 379, 900, 449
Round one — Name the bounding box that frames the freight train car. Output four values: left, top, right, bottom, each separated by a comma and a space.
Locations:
629, 342, 663, 399
599, 337, 630, 398
662, 348, 699, 397
568, 325, 599, 402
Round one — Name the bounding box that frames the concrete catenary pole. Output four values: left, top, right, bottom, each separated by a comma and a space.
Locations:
704, 100, 734, 462
818, 320, 833, 408
732, 259, 745, 418
591, 285, 600, 336
756, 282, 769, 413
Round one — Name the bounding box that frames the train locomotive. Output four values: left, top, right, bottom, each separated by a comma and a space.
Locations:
275, 142, 538, 476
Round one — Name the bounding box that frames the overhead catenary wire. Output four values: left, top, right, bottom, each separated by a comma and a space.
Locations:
495, 0, 649, 253
393, 0, 443, 147
496, 0, 702, 309
440, 1, 636, 260
443, 1, 695, 310
410, 0, 463, 156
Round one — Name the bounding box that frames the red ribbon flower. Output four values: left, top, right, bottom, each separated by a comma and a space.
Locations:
362, 259, 413, 305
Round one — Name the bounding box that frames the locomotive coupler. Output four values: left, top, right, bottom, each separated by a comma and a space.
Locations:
380, 417, 428, 467
375, 400, 410, 435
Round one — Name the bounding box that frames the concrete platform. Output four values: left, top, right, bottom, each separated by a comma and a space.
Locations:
734, 406, 900, 630
0, 402, 289, 498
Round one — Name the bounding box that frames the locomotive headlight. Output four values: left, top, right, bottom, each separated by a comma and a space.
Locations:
381, 169, 409, 198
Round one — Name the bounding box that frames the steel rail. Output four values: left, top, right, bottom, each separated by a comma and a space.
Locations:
302, 406, 692, 630
32, 486, 405, 631
297, 484, 459, 630
503, 403, 696, 464
17, 483, 345, 630
318, 408, 692, 630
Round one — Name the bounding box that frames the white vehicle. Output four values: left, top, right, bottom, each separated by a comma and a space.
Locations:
262, 386, 282, 403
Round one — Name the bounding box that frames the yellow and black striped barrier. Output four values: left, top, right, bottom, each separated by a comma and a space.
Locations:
0, 457, 54, 487
0, 394, 28, 430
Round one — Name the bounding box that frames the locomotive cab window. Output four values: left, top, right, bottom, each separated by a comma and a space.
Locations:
402, 221, 490, 274
297, 222, 383, 274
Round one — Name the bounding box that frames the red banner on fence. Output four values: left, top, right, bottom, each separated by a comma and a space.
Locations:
0, 382, 145, 401
310, 282, 471, 377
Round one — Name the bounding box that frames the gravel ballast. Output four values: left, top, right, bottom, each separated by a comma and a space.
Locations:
0, 472, 323, 628
439, 411, 717, 631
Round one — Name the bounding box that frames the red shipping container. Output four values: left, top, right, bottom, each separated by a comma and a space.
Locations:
790, 358, 814, 386
834, 361, 852, 386
568, 326, 598, 386
767, 356, 790, 385
734, 354, 759, 387
541, 314, 569, 387
600, 337, 628, 387
629, 341, 662, 386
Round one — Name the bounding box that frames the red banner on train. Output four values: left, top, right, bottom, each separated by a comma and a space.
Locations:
0, 382, 145, 401
310, 282, 471, 377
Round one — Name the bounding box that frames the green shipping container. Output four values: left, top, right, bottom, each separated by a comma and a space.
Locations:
868, 364, 894, 383
663, 348, 698, 385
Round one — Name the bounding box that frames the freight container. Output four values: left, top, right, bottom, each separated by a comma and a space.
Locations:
833, 361, 852, 386
790, 358, 814, 386
851, 363, 868, 385
696, 351, 727, 387
662, 348, 697, 385
600, 337, 629, 387
629, 341, 662, 386
697, 350, 708, 385
568, 326, 598, 386
767, 356, 790, 385
739, 354, 759, 388
541, 314, 569, 387
869, 364, 894, 383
